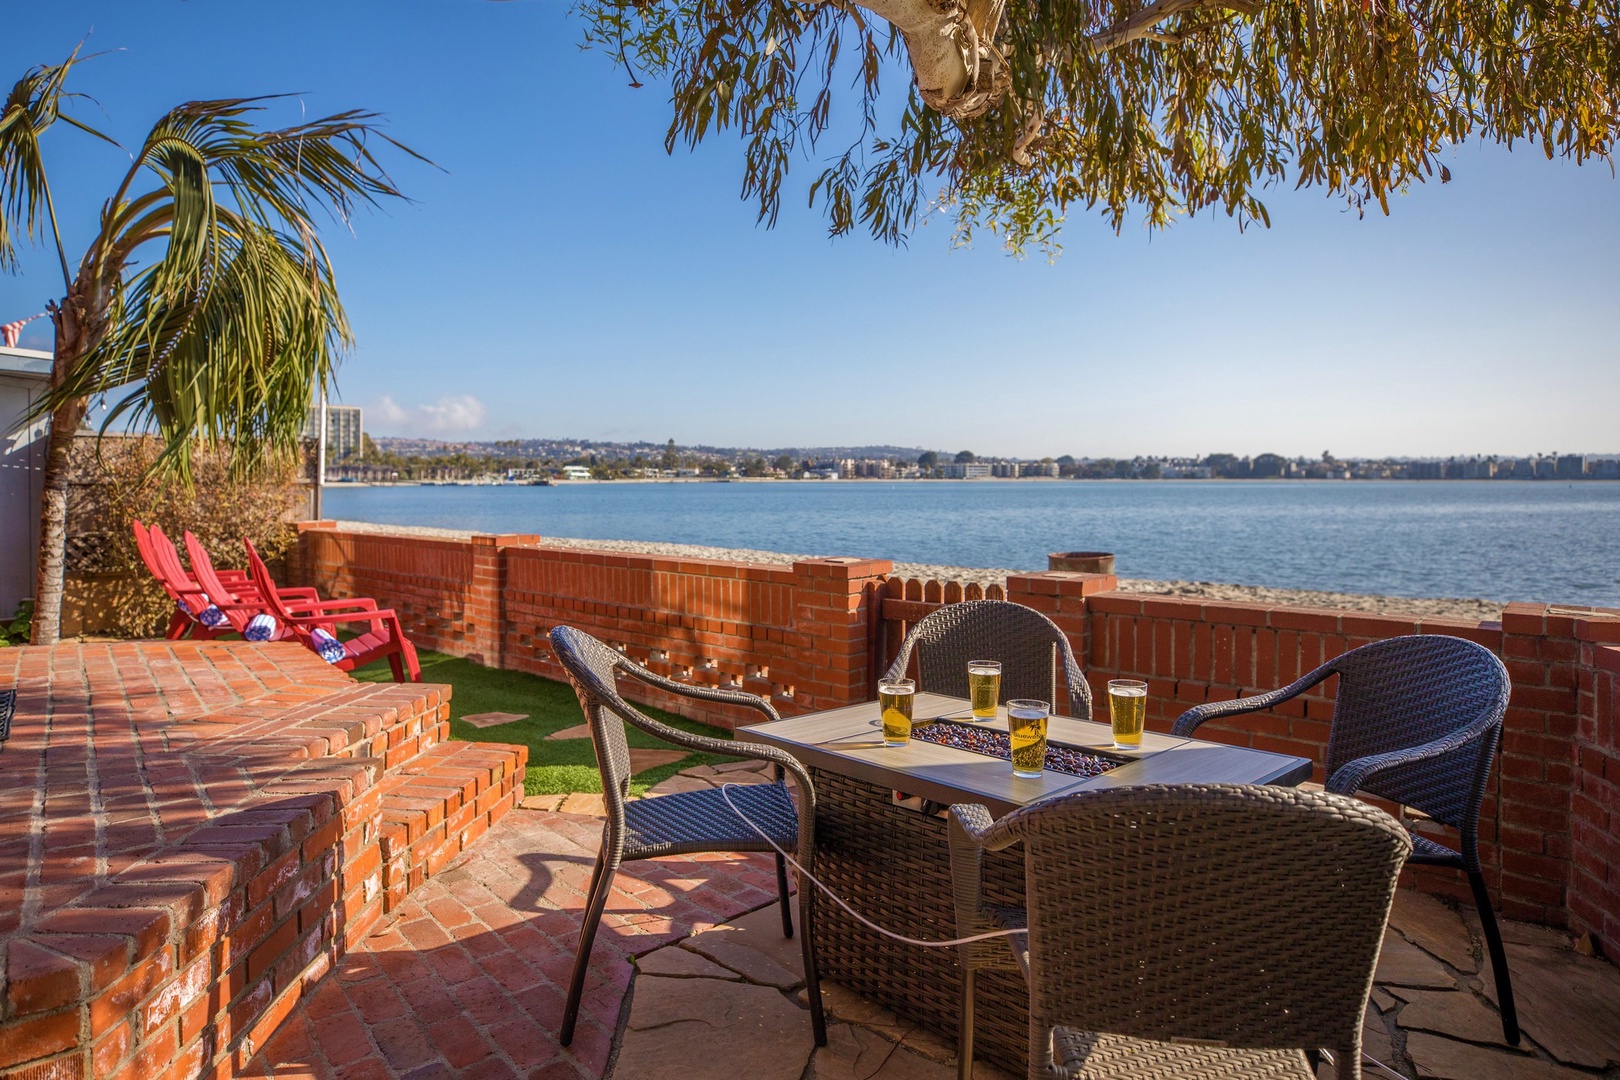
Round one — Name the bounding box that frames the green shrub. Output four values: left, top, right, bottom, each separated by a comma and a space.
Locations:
0, 600, 32, 646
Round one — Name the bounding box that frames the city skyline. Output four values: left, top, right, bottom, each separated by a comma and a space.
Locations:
1, 3, 1616, 459
363, 435, 1620, 469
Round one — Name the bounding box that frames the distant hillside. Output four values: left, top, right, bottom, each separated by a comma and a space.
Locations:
369, 436, 943, 462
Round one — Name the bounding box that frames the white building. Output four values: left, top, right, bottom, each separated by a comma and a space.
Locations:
0, 346, 51, 619
303, 404, 364, 460
560, 465, 592, 480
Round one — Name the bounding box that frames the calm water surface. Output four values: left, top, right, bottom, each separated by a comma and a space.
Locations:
323, 480, 1620, 606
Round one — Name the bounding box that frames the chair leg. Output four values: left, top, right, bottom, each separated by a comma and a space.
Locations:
1468, 869, 1520, 1045
560, 852, 615, 1046
958, 966, 975, 1080
388, 651, 405, 682
775, 852, 794, 939
798, 888, 827, 1047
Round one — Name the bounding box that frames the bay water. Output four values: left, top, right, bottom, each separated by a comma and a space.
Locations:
323, 479, 1620, 607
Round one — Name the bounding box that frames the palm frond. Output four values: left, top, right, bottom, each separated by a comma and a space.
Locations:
62, 211, 348, 483
0, 46, 102, 279
26, 92, 419, 483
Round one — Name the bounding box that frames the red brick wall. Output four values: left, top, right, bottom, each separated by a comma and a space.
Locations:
295, 526, 892, 724
295, 526, 1620, 942
1571, 640, 1620, 955
296, 526, 478, 656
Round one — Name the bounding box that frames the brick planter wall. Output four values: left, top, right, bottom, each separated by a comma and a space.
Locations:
0, 642, 525, 1080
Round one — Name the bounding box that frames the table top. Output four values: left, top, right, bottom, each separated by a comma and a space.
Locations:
741, 692, 1314, 817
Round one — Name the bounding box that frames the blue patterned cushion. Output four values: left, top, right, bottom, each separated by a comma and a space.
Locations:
243, 614, 278, 642
310, 627, 347, 664
182, 596, 230, 629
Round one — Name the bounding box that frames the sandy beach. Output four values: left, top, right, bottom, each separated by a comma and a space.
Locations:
330, 520, 1501, 622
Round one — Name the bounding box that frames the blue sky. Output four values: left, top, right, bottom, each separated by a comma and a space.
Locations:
3, 1, 1616, 459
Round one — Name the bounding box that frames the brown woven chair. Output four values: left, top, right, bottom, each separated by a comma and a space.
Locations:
1171, 635, 1516, 1043
0, 688, 13, 753
548, 625, 827, 1048
947, 784, 1411, 1080
886, 600, 1093, 720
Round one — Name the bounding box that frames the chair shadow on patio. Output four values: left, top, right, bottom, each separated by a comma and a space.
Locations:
242, 789, 1620, 1080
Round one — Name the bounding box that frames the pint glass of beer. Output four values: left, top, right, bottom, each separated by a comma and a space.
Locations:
878, 678, 916, 746
1007, 698, 1050, 778
1107, 679, 1147, 750
967, 660, 1001, 720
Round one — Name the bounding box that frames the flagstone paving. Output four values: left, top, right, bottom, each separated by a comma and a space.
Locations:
248, 761, 1620, 1079
463, 711, 531, 728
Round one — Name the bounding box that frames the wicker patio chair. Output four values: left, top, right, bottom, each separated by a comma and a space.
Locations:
1170, 634, 1516, 1044
947, 784, 1411, 1080
885, 600, 1093, 720
548, 625, 827, 1048
0, 688, 13, 752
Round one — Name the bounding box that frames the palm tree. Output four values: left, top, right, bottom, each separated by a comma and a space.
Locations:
0, 49, 418, 643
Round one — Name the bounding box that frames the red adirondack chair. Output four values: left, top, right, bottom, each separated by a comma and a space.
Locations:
151, 523, 319, 607
133, 521, 237, 640
244, 539, 421, 682
183, 532, 373, 642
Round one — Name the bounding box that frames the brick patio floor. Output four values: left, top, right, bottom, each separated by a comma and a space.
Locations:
246, 804, 782, 1079
247, 775, 1620, 1080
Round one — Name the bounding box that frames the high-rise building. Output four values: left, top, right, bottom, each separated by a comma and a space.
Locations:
304, 405, 363, 460
1555, 454, 1586, 479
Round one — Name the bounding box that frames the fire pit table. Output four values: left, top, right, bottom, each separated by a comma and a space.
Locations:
742, 692, 1313, 1074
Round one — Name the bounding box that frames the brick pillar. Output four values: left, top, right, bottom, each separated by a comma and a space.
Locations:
289, 520, 337, 590
466, 534, 540, 668
1496, 602, 1583, 924
790, 557, 893, 712
1005, 571, 1118, 709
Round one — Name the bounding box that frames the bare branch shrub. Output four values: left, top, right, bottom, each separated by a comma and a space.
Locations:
66, 436, 307, 638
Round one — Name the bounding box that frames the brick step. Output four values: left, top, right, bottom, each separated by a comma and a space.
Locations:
378, 741, 528, 913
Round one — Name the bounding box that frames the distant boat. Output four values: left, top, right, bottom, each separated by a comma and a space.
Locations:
525, 478, 553, 487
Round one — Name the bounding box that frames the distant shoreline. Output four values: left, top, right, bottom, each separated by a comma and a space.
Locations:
322, 475, 1616, 488
325, 519, 1501, 623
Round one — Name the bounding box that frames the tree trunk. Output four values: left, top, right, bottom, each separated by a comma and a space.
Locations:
856, 0, 1009, 119
29, 291, 95, 646
29, 393, 85, 646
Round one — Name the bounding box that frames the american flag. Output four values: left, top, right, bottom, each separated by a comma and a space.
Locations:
2, 312, 45, 348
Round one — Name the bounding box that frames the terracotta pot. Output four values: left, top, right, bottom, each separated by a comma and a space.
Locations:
1047, 551, 1116, 574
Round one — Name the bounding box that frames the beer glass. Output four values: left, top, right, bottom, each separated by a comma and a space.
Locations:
1107, 679, 1147, 750
878, 678, 916, 746
1007, 698, 1050, 778
967, 660, 1001, 720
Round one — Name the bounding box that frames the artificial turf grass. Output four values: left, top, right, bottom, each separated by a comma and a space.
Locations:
348, 648, 733, 796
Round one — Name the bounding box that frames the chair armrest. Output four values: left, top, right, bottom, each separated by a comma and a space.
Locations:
285, 606, 398, 625
613, 701, 816, 813
283, 607, 393, 637
282, 596, 378, 614
883, 637, 915, 684
273, 586, 323, 602
1170, 665, 1337, 737
1058, 644, 1094, 722
618, 661, 783, 724
1326, 720, 1498, 796
947, 804, 1025, 958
